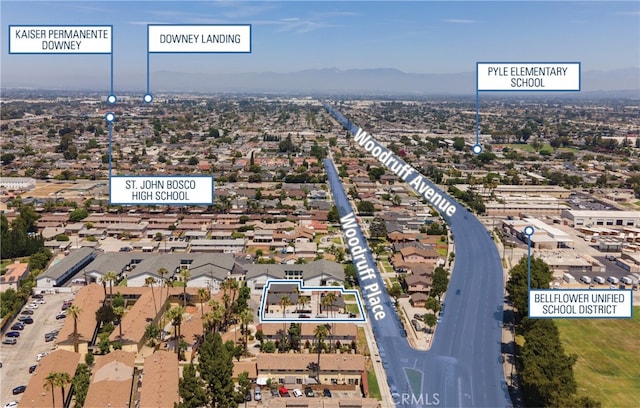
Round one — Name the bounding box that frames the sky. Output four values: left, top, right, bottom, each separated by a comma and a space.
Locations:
1, 1, 639, 91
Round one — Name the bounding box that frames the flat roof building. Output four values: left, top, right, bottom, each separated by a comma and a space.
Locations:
562, 209, 640, 228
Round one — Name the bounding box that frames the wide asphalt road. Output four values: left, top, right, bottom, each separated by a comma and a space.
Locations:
323, 106, 510, 408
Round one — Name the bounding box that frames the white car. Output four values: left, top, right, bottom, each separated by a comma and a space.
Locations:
36, 352, 48, 362
34, 299, 46, 304
292, 389, 303, 398
4, 401, 19, 408
26, 303, 39, 309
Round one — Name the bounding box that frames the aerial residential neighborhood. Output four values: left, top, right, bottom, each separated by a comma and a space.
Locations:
2, 1, 640, 408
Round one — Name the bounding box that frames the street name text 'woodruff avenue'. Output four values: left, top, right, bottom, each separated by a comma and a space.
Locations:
340, 212, 386, 321
353, 129, 457, 217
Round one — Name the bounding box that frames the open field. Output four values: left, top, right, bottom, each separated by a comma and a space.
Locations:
554, 306, 640, 408
503, 143, 553, 154
30, 182, 74, 197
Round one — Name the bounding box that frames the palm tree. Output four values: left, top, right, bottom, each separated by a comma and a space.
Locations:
113, 305, 125, 340
66, 305, 81, 353
157, 267, 169, 304
102, 271, 118, 304
313, 325, 329, 382
278, 295, 291, 320
55, 372, 72, 407
239, 309, 254, 356
44, 372, 58, 408
179, 269, 191, 307
323, 292, 338, 318
297, 295, 310, 313
167, 306, 185, 355
145, 276, 158, 316
207, 300, 224, 336
197, 288, 210, 321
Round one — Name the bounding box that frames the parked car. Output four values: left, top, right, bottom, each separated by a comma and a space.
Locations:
413, 313, 424, 321
2, 338, 17, 345
32, 293, 44, 299
292, 389, 303, 398
18, 316, 34, 324
304, 386, 315, 397
29, 364, 37, 373
5, 331, 20, 338
279, 386, 291, 397
26, 303, 38, 309
4, 401, 19, 408
12, 385, 26, 395
56, 311, 67, 320
254, 387, 262, 401
45, 333, 56, 342
245, 391, 252, 402
270, 387, 280, 397
20, 309, 34, 315
36, 352, 48, 362
10, 323, 25, 331
323, 388, 332, 397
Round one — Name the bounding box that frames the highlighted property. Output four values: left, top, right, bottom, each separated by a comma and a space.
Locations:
477, 62, 580, 91
109, 176, 214, 205
259, 280, 366, 323
148, 24, 251, 53
529, 289, 632, 318
9, 25, 112, 54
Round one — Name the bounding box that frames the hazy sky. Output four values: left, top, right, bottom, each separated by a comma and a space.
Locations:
1, 1, 639, 91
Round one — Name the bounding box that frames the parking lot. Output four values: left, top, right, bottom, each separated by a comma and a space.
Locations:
1, 292, 72, 405
240, 386, 361, 407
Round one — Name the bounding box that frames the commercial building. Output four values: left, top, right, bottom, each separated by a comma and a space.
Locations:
561, 209, 640, 228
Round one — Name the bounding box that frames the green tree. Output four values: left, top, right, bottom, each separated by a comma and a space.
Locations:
198, 333, 237, 407
423, 313, 437, 333
356, 200, 374, 215
425, 296, 440, 314
387, 283, 403, 302
506, 256, 552, 318
327, 205, 339, 223
235, 371, 252, 405
369, 216, 387, 238
453, 137, 465, 151
72, 364, 91, 408
178, 363, 209, 408
68, 208, 89, 222
430, 266, 450, 300
519, 319, 578, 407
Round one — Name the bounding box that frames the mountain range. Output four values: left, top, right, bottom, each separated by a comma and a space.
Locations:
3, 67, 639, 96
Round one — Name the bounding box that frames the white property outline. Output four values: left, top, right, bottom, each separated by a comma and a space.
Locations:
258, 279, 367, 323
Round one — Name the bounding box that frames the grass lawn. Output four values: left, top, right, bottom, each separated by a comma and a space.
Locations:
345, 303, 360, 314
357, 327, 369, 356
367, 370, 382, 400
404, 368, 423, 395
436, 247, 448, 257
343, 294, 356, 302
554, 306, 640, 408
504, 143, 553, 153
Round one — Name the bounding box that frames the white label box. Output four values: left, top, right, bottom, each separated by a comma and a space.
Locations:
9, 25, 112, 54
477, 62, 580, 91
110, 176, 214, 205
148, 24, 251, 53
529, 289, 632, 318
